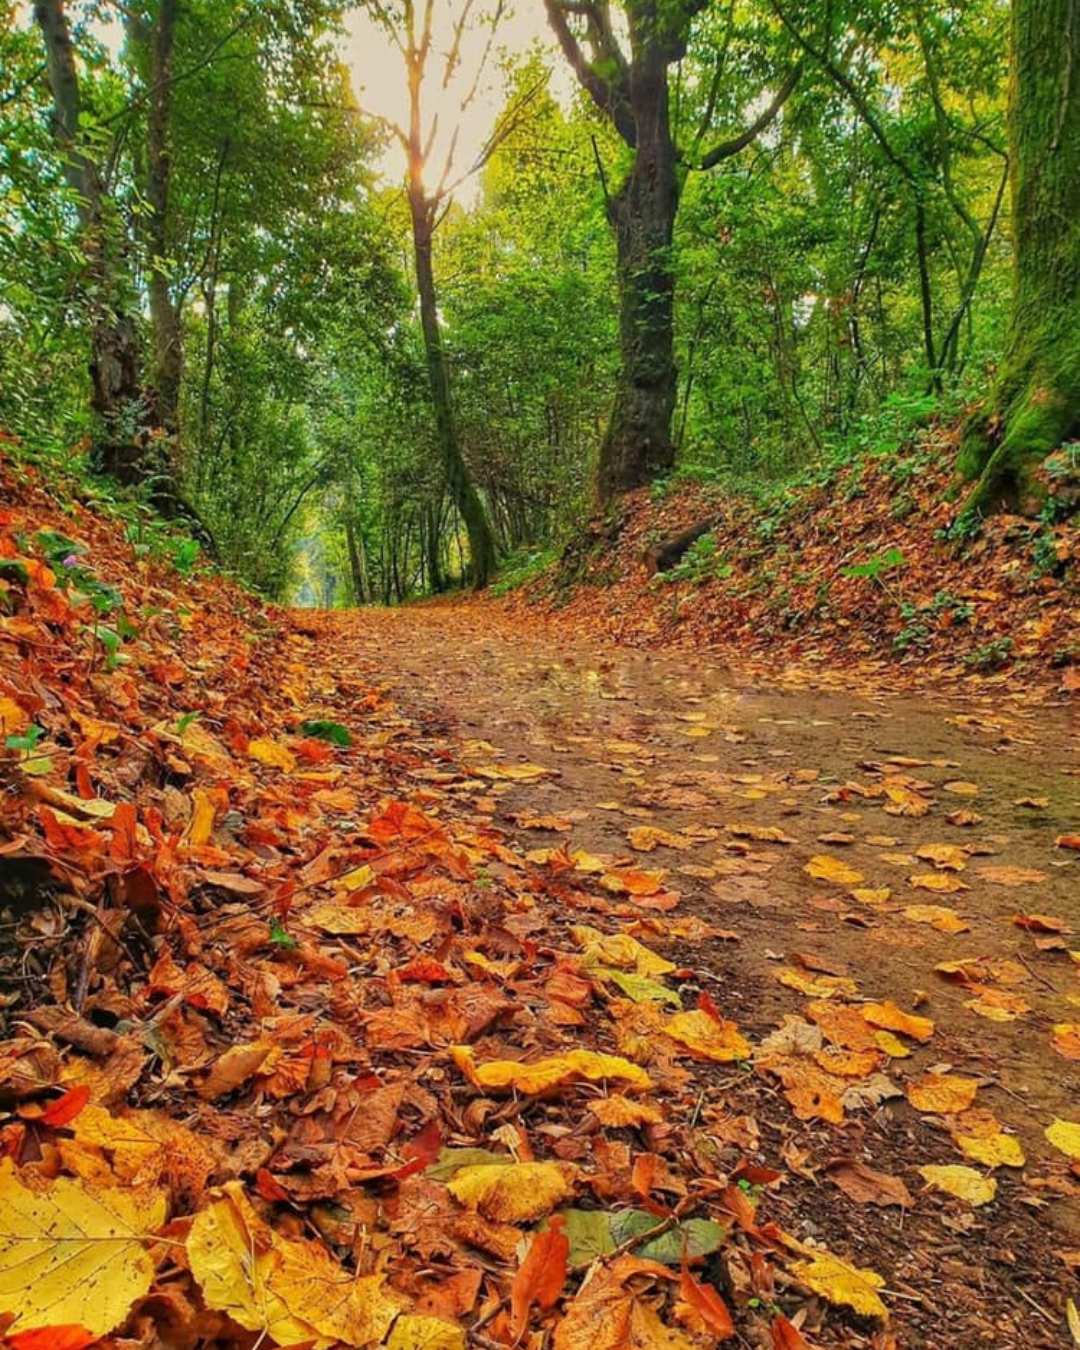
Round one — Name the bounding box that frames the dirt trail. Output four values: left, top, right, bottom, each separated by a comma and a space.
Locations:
317, 603, 1080, 1344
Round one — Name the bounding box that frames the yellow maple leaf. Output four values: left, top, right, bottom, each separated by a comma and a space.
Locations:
918, 1165, 996, 1206
447, 1160, 576, 1221
451, 1045, 652, 1094
777, 967, 858, 999
663, 1009, 750, 1062
790, 1249, 887, 1319
248, 737, 297, 772
804, 855, 864, 886
915, 843, 968, 871
303, 902, 372, 934
0, 1158, 166, 1337
188, 1183, 402, 1348
1044, 1118, 1080, 1161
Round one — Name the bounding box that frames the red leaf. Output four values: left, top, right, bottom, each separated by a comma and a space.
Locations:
40, 1086, 90, 1128
510, 1215, 568, 1342
398, 958, 453, 984
255, 1167, 290, 1202
7, 1328, 95, 1350
393, 1119, 442, 1180
697, 990, 723, 1024
678, 1266, 734, 1339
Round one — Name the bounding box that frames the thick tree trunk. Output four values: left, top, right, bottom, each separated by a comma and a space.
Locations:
599, 51, 680, 502
407, 189, 497, 587
958, 0, 1080, 512
35, 0, 151, 486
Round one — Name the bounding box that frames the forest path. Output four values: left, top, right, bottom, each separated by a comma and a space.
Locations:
307, 603, 1080, 1343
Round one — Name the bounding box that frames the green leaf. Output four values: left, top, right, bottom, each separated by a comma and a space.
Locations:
554, 1209, 727, 1268
269, 920, 298, 950
300, 719, 352, 747
591, 966, 680, 1006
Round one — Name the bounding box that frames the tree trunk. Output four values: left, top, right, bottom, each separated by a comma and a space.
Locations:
958, 0, 1080, 512
344, 515, 367, 604
35, 0, 150, 486
407, 189, 497, 587
145, 0, 183, 445
599, 51, 680, 502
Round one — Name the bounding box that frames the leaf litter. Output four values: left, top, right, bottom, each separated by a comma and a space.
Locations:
0, 459, 1078, 1347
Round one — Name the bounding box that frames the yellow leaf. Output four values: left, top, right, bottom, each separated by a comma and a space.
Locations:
0, 696, 29, 737
553, 1255, 693, 1350
1069, 1298, 1080, 1347
918, 1165, 996, 1206
943, 781, 979, 796
851, 886, 892, 907
451, 1045, 652, 1094
1044, 1118, 1080, 1161
187, 1183, 402, 1348
185, 787, 216, 846
628, 826, 689, 851
915, 843, 968, 871
304, 902, 371, 934
72, 1105, 217, 1193
248, 737, 297, 772
909, 873, 970, 899
906, 1073, 979, 1114
0, 1157, 166, 1337
447, 1160, 575, 1221
861, 1000, 934, 1042
663, 1009, 750, 1062
571, 924, 675, 978
883, 784, 931, 816
789, 1250, 887, 1319
340, 863, 376, 892
873, 1031, 911, 1058
954, 1130, 1024, 1168
777, 967, 858, 999
804, 855, 864, 886
386, 1315, 467, 1350
903, 903, 970, 932
599, 868, 666, 896
589, 1096, 664, 1127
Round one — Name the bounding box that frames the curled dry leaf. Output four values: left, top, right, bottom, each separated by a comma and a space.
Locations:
861, 1001, 934, 1043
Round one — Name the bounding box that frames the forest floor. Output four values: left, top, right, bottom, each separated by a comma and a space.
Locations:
1, 454, 1079, 1350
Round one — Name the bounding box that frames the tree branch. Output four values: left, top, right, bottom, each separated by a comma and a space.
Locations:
543, 0, 634, 145
692, 61, 802, 169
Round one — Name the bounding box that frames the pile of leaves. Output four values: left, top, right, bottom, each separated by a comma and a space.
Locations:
494, 433, 1079, 696
2, 448, 1078, 1350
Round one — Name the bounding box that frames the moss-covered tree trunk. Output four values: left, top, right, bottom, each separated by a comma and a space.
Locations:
959, 0, 1080, 512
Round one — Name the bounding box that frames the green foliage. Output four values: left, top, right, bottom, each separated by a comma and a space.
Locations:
964, 636, 1014, 670
654, 532, 734, 586
491, 548, 559, 597
842, 548, 907, 582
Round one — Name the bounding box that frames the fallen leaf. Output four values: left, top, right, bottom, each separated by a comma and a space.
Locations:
677, 1266, 735, 1339
451, 1046, 651, 1094
589, 1097, 664, 1128
789, 1249, 887, 1319
663, 1009, 750, 1062
953, 1129, 1024, 1168
0, 1158, 166, 1338
861, 1001, 934, 1042
1045, 1118, 1080, 1161
826, 1160, 912, 1208
386, 1315, 466, 1350
1051, 1024, 1080, 1061
804, 855, 864, 886
906, 1073, 979, 1114
188, 1182, 402, 1347
448, 1161, 576, 1221
943, 781, 979, 796
918, 1164, 996, 1206
903, 903, 970, 932
248, 737, 297, 772
979, 865, 1048, 887
908, 873, 969, 895
511, 1214, 569, 1340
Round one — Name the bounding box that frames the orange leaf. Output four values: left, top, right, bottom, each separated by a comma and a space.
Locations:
510, 1214, 568, 1342
771, 1315, 814, 1349
40, 1086, 90, 1128
393, 1119, 442, 1179
678, 1266, 734, 1340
